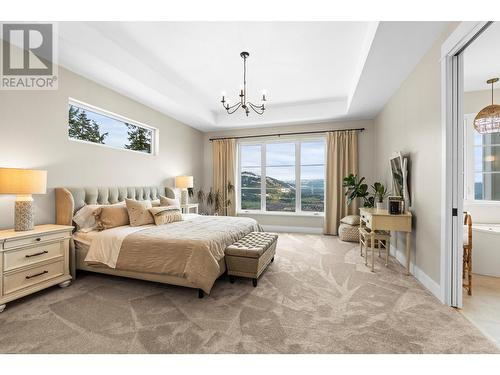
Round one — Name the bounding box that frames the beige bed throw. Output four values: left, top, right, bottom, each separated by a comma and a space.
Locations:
114, 215, 261, 293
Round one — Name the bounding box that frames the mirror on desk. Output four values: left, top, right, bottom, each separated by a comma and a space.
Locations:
390, 152, 410, 210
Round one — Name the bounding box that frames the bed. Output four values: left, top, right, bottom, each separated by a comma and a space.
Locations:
55, 186, 261, 297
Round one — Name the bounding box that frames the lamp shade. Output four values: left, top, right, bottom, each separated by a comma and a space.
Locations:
0, 168, 47, 195
175, 175, 193, 189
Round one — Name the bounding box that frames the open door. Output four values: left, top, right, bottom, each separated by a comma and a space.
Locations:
450, 52, 464, 308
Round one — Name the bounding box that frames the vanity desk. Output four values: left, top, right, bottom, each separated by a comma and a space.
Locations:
359, 208, 413, 274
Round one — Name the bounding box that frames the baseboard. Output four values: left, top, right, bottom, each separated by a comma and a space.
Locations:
393, 247, 442, 301
261, 225, 323, 234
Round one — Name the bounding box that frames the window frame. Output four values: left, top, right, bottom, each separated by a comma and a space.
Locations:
68, 98, 159, 156
237, 136, 326, 216
464, 112, 500, 205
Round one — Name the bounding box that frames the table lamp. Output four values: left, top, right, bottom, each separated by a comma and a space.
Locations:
175, 175, 193, 205
0, 168, 47, 231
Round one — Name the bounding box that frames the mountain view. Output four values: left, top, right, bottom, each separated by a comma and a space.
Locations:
241, 171, 324, 212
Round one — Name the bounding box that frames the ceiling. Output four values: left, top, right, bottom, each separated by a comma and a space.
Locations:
57, 21, 448, 132
464, 22, 500, 93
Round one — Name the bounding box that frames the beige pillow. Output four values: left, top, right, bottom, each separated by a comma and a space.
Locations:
160, 195, 180, 207
126, 199, 154, 227
94, 205, 130, 230
74, 201, 125, 232
340, 215, 360, 226
149, 206, 183, 225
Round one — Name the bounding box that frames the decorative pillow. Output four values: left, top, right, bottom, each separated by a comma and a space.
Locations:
126, 199, 154, 227
149, 206, 183, 225
73, 204, 100, 232
151, 199, 161, 207
340, 215, 361, 226
94, 205, 130, 230
74, 202, 125, 232
160, 195, 180, 207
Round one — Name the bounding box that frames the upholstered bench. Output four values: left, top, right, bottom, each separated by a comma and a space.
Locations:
225, 232, 278, 287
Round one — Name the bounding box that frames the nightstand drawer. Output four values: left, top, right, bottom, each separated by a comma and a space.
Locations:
3, 260, 64, 295
3, 242, 64, 271
3, 231, 67, 250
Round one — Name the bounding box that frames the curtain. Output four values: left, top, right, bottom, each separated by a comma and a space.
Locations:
212, 138, 236, 216
324, 130, 359, 235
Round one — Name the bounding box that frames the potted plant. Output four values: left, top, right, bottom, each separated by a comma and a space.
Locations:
372, 182, 388, 210
343, 174, 375, 208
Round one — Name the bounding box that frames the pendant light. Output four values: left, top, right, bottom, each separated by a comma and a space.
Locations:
474, 78, 500, 134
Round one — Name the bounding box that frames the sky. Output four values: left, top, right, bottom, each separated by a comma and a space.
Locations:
241, 141, 325, 181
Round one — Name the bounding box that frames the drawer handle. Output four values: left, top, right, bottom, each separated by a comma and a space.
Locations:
25, 270, 48, 279
35, 237, 42, 242
25, 250, 48, 258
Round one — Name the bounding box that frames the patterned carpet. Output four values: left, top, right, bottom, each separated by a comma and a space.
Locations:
0, 233, 497, 353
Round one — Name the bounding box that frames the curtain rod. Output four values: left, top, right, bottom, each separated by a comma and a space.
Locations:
209, 128, 365, 142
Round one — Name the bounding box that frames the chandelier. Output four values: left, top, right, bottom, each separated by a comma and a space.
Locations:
474, 78, 500, 134
221, 52, 267, 116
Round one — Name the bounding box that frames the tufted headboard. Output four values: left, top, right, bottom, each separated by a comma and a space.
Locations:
55, 186, 176, 226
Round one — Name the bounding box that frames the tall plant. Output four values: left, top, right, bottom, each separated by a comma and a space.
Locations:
196, 182, 234, 215
343, 174, 374, 208
343, 174, 390, 208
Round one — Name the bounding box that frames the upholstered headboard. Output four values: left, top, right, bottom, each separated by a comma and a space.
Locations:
55, 186, 176, 226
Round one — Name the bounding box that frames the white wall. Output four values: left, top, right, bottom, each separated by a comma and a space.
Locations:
202, 119, 375, 232
373, 23, 458, 286
0, 67, 204, 230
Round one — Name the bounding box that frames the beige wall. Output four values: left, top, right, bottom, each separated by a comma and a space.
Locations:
202, 119, 375, 231
373, 24, 458, 284
0, 67, 204, 230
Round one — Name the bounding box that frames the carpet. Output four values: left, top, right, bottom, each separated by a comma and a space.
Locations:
0, 233, 497, 353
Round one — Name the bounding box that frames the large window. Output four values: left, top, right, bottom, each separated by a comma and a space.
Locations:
68, 99, 156, 155
465, 114, 500, 201
239, 139, 325, 214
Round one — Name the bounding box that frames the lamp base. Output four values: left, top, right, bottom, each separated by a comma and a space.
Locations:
15, 196, 34, 231
180, 189, 189, 206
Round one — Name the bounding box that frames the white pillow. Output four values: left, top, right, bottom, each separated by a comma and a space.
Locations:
73, 205, 100, 232
73, 201, 125, 232
340, 215, 360, 226
160, 195, 180, 207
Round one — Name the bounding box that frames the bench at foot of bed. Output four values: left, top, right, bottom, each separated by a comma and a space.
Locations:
225, 232, 278, 287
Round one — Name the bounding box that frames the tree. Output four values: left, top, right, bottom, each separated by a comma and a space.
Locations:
68, 105, 108, 144
125, 123, 152, 153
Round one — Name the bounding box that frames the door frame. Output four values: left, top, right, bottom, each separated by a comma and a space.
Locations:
440, 21, 492, 307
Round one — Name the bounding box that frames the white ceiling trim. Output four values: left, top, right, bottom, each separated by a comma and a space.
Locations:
56, 21, 449, 132
57, 22, 216, 129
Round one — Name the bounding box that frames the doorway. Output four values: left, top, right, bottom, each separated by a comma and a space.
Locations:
443, 21, 500, 346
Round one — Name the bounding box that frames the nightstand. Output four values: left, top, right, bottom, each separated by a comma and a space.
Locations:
180, 203, 199, 214
0, 224, 73, 312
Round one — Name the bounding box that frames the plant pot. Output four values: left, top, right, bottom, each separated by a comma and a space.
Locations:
376, 202, 384, 210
